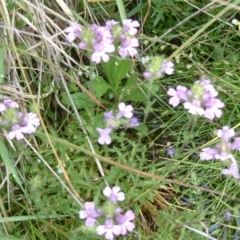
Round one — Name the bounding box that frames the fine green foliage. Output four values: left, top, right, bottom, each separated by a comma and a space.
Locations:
1, 0, 240, 240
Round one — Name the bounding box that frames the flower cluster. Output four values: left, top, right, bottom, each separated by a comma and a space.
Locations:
0, 99, 40, 140
200, 126, 240, 179
97, 102, 139, 145
167, 78, 224, 120
64, 19, 140, 64
143, 56, 174, 80
79, 186, 135, 240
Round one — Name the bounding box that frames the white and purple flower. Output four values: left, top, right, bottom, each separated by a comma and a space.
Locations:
103, 186, 125, 203
0, 99, 40, 140
116, 210, 135, 235
79, 202, 102, 227
200, 126, 240, 179
168, 78, 224, 120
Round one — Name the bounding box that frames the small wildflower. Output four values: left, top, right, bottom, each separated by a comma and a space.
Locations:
167, 86, 188, 107
91, 42, 115, 63
122, 19, 140, 35
231, 137, 240, 151
97, 218, 121, 240
64, 25, 81, 42
79, 202, 102, 227
144, 56, 174, 80
79, 186, 135, 239
184, 99, 205, 115
129, 117, 139, 127
200, 147, 219, 161
116, 210, 135, 235
143, 72, 152, 80
161, 60, 174, 75
0, 99, 40, 140
64, 19, 139, 63
97, 102, 138, 145
217, 126, 235, 142
221, 157, 240, 179
168, 78, 224, 120
116, 103, 133, 119
223, 211, 232, 221
119, 37, 139, 58
200, 126, 240, 179
20, 112, 40, 134
104, 110, 116, 128
204, 98, 224, 120
8, 124, 25, 140
96, 128, 112, 145
167, 147, 175, 158
103, 186, 125, 203
3, 99, 19, 108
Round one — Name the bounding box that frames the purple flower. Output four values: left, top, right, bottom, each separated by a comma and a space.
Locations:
20, 112, 40, 134
78, 41, 88, 49
161, 60, 174, 75
223, 211, 232, 221
3, 99, 19, 108
94, 26, 113, 44
221, 157, 240, 179
143, 72, 152, 80
116, 210, 135, 235
91, 42, 115, 63
79, 202, 102, 227
129, 117, 139, 127
167, 147, 175, 158
103, 186, 125, 203
106, 20, 119, 30
231, 137, 240, 151
204, 98, 224, 120
184, 100, 205, 115
104, 110, 117, 128
64, 25, 81, 42
215, 151, 232, 161
169, 79, 224, 120
97, 218, 121, 240
200, 126, 240, 179
116, 103, 133, 119
122, 19, 140, 35
119, 37, 139, 58
202, 84, 218, 100
167, 86, 188, 107
217, 126, 235, 142
200, 147, 218, 160
6, 111, 40, 140
104, 110, 115, 121
96, 127, 112, 145
0, 103, 6, 112
8, 124, 25, 140
143, 56, 174, 80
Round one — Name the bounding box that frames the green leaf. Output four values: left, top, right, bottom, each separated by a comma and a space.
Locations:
101, 57, 132, 91
0, 139, 26, 194
122, 73, 147, 102
114, 58, 132, 90
93, 76, 112, 98
61, 92, 92, 109
101, 57, 116, 86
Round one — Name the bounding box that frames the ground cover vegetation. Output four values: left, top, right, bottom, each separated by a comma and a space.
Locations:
0, 0, 240, 239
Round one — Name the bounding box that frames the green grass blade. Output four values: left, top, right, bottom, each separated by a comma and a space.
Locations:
0, 215, 68, 223
0, 234, 24, 240
116, 0, 126, 21
0, 46, 4, 96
